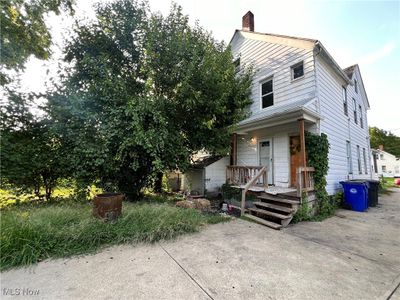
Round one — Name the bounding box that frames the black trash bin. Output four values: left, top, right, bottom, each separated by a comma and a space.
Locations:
365, 180, 379, 207
350, 179, 379, 207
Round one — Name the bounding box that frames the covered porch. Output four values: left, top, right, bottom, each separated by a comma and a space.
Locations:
226, 103, 320, 222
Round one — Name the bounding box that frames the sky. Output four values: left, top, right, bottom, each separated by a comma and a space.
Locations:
21, 0, 400, 135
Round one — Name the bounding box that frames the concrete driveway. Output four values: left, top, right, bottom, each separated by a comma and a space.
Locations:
2, 189, 400, 300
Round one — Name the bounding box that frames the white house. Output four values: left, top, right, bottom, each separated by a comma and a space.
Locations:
372, 147, 400, 177
178, 12, 373, 228
228, 11, 372, 196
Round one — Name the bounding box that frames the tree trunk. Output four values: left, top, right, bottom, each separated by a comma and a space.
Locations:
154, 172, 163, 193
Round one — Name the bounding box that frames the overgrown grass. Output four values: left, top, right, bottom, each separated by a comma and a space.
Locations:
0, 202, 229, 270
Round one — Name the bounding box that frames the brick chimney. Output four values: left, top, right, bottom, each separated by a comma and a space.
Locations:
379, 145, 384, 151
242, 11, 254, 32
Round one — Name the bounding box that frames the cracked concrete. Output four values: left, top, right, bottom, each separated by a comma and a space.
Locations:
1, 189, 399, 299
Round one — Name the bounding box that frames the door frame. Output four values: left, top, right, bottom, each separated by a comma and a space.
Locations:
257, 138, 274, 185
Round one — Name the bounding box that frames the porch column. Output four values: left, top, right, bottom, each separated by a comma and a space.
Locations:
231, 133, 238, 165
298, 119, 307, 168
298, 118, 308, 197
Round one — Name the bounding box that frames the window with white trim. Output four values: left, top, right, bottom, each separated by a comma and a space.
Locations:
233, 58, 240, 73
291, 61, 304, 80
342, 87, 348, 116
346, 141, 353, 174
357, 145, 362, 174
354, 79, 358, 93
353, 98, 358, 124
261, 78, 273, 109
363, 148, 368, 174
359, 105, 363, 128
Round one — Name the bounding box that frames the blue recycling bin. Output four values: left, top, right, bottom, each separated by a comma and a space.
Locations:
340, 181, 368, 212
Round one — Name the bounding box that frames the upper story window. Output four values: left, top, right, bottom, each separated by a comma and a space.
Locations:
359, 105, 363, 128
353, 98, 358, 124
291, 61, 304, 80
354, 79, 358, 94
261, 78, 274, 109
380, 154, 384, 160
342, 87, 348, 116
233, 58, 240, 73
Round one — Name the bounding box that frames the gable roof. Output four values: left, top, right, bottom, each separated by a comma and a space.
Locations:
343, 64, 370, 109
343, 64, 357, 78
230, 30, 351, 85
190, 155, 224, 169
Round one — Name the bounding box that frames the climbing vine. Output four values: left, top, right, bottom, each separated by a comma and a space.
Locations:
305, 132, 337, 219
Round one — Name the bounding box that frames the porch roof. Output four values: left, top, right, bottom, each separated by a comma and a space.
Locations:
235, 98, 320, 134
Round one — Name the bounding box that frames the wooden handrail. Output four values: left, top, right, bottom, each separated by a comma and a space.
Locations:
240, 166, 267, 216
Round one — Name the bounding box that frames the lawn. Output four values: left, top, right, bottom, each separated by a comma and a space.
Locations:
0, 201, 229, 270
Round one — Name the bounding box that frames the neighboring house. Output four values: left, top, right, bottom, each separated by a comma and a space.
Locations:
227, 11, 372, 198
372, 147, 400, 177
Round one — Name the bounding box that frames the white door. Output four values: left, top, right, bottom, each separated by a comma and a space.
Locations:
259, 139, 273, 185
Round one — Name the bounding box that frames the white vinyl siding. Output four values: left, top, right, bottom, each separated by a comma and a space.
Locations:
317, 57, 371, 194
230, 32, 317, 117
204, 157, 230, 193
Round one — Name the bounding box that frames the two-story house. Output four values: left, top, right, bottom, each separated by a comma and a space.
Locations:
224, 12, 372, 228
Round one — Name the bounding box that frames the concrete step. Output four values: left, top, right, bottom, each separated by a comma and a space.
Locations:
244, 214, 282, 230
248, 207, 292, 219
253, 202, 295, 213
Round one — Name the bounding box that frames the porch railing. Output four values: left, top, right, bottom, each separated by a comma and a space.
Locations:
297, 167, 315, 198
226, 165, 267, 186
226, 165, 267, 216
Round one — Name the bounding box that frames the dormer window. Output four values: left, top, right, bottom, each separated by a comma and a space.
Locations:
291, 61, 304, 80
261, 78, 273, 109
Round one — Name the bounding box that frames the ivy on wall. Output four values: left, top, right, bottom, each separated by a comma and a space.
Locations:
305, 131, 337, 219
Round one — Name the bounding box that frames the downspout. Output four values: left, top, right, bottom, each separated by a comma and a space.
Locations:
313, 42, 322, 134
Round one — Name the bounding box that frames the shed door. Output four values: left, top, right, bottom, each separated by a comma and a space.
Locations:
259, 140, 273, 185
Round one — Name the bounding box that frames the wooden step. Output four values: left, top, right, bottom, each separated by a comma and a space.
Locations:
248, 207, 292, 219
243, 214, 282, 230
257, 194, 299, 205
253, 202, 294, 213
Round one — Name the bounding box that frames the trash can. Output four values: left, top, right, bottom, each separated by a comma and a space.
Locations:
350, 179, 379, 207
365, 180, 379, 207
340, 181, 368, 212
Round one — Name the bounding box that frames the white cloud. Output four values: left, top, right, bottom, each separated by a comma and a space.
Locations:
359, 42, 396, 65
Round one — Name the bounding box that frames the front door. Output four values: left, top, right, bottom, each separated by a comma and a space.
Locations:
290, 136, 302, 187
258, 140, 273, 185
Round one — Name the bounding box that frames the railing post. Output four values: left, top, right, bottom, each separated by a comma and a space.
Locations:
241, 190, 246, 217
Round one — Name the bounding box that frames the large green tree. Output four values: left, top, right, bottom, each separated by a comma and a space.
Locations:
48, 0, 253, 200
1, 93, 69, 200
0, 0, 75, 84
369, 126, 400, 157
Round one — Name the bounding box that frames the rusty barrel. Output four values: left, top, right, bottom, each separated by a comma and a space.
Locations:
92, 193, 124, 220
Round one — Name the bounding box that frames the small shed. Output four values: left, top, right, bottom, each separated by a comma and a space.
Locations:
181, 156, 230, 197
